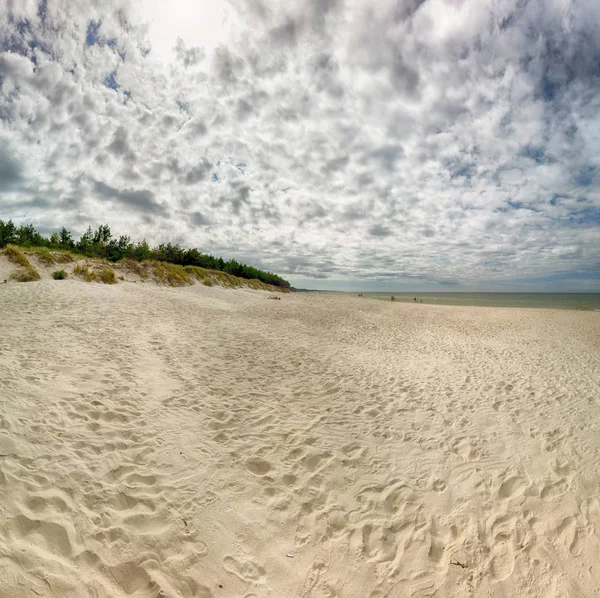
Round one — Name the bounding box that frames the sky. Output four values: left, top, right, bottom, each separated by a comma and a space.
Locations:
1, 0, 599, 292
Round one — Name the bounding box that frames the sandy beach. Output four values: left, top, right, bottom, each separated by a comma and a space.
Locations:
1, 280, 599, 597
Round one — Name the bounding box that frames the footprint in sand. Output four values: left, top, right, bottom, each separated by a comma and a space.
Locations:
246, 457, 272, 476
222, 555, 266, 583
497, 476, 527, 500
432, 479, 447, 493
489, 533, 515, 581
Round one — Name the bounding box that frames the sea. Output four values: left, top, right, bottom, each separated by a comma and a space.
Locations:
350, 292, 600, 311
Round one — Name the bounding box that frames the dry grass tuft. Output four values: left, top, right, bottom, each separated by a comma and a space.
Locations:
184, 265, 211, 283
213, 271, 244, 289
5, 246, 41, 281
73, 263, 99, 282
123, 259, 150, 279
54, 251, 76, 263
100, 266, 117, 284
11, 265, 41, 282
5, 245, 30, 267
36, 247, 56, 265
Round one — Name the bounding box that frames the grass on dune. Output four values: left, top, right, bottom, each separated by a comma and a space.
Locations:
20, 246, 80, 264
11, 266, 41, 282
184, 265, 212, 285
183, 265, 276, 291
122, 259, 150, 279
5, 245, 41, 282
34, 247, 56, 265
100, 266, 117, 284
52, 270, 67, 280
184, 266, 239, 288
73, 263, 116, 284
73, 263, 98, 282
5, 245, 30, 267
54, 251, 77, 263
152, 262, 191, 286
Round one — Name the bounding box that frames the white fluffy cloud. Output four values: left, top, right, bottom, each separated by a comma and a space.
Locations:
1, 0, 599, 289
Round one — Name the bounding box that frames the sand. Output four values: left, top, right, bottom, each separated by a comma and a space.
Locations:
1, 280, 599, 598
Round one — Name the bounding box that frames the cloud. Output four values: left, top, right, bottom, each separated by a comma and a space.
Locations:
0, 0, 599, 289
369, 225, 393, 238
0, 150, 22, 191
93, 181, 167, 215
190, 211, 211, 226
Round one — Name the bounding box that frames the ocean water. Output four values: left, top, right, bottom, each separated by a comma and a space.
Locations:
354, 292, 600, 311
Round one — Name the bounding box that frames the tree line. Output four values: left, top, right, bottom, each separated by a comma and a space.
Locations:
0, 220, 290, 289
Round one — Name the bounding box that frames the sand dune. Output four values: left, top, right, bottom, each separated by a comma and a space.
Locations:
1, 280, 599, 597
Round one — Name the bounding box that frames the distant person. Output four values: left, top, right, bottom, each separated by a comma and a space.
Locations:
391, 296, 396, 302
414, 297, 417, 302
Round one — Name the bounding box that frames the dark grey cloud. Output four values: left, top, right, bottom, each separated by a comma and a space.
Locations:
0, 151, 22, 191
5, 197, 51, 211
369, 145, 404, 171
184, 160, 211, 185
93, 180, 167, 215
369, 224, 393, 238
269, 19, 297, 46
322, 156, 348, 174
106, 126, 134, 159
190, 211, 210, 226
342, 201, 372, 222
184, 118, 207, 137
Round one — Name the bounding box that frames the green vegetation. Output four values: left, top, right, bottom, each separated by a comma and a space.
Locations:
5, 245, 40, 282
152, 262, 191, 286
183, 264, 279, 291
0, 219, 289, 289
53, 270, 67, 280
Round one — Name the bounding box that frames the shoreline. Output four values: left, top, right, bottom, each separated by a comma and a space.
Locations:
317, 290, 600, 311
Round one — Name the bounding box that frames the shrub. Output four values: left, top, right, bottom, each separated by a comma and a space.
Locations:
53, 270, 67, 280
100, 266, 117, 284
